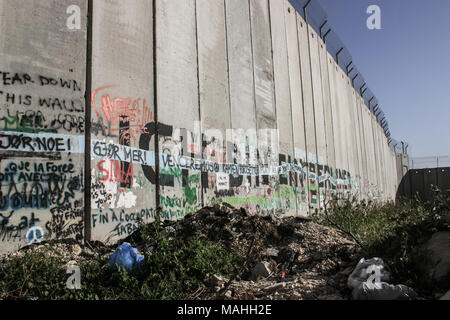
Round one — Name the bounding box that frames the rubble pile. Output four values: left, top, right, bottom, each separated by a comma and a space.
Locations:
1, 203, 365, 300
130, 203, 363, 300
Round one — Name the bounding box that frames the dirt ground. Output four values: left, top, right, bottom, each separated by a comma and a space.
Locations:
1, 203, 363, 300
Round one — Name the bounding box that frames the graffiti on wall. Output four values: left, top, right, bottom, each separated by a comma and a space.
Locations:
0, 71, 85, 248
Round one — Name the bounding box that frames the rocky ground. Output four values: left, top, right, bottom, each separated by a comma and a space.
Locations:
147, 204, 363, 300
0, 204, 366, 300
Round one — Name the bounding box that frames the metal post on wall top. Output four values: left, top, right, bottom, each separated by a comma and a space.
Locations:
336, 47, 344, 66
303, 0, 312, 22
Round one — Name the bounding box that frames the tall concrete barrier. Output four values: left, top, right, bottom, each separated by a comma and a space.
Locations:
0, 0, 87, 252
90, 0, 156, 241
284, 0, 308, 216
0, 0, 399, 253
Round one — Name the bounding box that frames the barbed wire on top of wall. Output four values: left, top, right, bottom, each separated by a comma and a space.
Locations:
288, 0, 405, 153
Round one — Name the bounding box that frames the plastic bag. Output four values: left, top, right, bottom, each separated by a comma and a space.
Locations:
107, 243, 144, 272
347, 257, 390, 290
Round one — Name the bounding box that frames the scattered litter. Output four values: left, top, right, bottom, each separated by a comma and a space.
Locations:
347, 257, 390, 290
263, 282, 286, 292
348, 257, 417, 300
106, 243, 144, 272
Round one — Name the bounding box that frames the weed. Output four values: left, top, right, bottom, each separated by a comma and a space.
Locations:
0, 213, 243, 300
312, 188, 450, 297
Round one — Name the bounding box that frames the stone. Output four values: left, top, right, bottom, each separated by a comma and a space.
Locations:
439, 290, 450, 300
346, 257, 418, 300
224, 290, 233, 299
211, 274, 227, 287
70, 244, 82, 256
419, 232, 450, 285
252, 261, 272, 278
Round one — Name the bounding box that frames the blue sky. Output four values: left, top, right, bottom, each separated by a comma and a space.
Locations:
317, 0, 450, 157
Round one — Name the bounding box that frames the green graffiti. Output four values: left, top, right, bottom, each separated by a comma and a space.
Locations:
2, 115, 53, 134
279, 185, 296, 200
160, 195, 182, 208
221, 196, 277, 207
161, 209, 185, 220
160, 167, 183, 184
184, 186, 197, 205
186, 174, 200, 186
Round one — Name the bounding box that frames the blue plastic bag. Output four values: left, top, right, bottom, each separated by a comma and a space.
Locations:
107, 243, 144, 273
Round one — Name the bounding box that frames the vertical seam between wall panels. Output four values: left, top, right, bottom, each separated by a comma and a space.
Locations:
248, 0, 258, 174
283, 2, 299, 216
84, 0, 93, 243
223, 0, 232, 132
193, 0, 204, 207
267, 0, 277, 135
153, 0, 160, 209
325, 51, 338, 204
295, 13, 310, 214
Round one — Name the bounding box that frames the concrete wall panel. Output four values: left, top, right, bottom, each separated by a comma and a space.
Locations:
0, 0, 87, 252
344, 79, 360, 199
335, 67, 352, 199
297, 16, 318, 212
269, 0, 296, 216
156, 0, 201, 220
356, 96, 368, 200
196, 0, 231, 208
249, 0, 282, 215
90, 0, 155, 242
308, 28, 327, 209
319, 44, 336, 206
328, 58, 345, 201
222, 0, 259, 212
284, 2, 308, 216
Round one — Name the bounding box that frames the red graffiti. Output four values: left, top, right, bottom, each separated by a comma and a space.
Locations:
91, 85, 154, 140
97, 159, 134, 188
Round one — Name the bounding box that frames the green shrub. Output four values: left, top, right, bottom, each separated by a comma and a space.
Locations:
312, 189, 450, 297
0, 214, 244, 300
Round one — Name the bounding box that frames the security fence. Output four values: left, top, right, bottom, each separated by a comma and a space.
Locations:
410, 156, 450, 169
288, 0, 402, 151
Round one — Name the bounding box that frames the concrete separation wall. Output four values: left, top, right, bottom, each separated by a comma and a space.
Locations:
0, 0, 400, 253
0, 0, 87, 252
